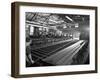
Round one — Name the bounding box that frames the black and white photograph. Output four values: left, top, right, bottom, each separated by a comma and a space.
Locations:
25, 12, 90, 67
11, 2, 97, 77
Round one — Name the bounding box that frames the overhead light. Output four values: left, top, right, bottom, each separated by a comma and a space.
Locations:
65, 16, 73, 22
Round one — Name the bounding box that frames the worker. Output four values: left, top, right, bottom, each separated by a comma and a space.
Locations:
26, 37, 34, 66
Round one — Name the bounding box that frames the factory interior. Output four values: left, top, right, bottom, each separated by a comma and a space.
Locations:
25, 12, 90, 67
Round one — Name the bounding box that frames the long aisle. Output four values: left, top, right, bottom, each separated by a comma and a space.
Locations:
43, 40, 86, 65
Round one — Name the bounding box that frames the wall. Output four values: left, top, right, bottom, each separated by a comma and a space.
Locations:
0, 0, 100, 80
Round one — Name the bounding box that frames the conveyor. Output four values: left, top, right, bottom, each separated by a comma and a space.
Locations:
43, 40, 87, 65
